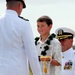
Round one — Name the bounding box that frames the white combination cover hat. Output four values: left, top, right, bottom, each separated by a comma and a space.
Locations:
55, 27, 75, 40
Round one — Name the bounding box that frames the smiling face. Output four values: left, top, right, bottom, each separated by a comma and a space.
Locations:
37, 21, 52, 36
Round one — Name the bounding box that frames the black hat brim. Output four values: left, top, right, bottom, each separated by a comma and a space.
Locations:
21, 0, 26, 8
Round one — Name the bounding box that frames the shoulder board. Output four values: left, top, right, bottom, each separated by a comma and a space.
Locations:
19, 16, 29, 21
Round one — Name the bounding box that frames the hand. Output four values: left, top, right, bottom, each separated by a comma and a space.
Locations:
40, 55, 51, 61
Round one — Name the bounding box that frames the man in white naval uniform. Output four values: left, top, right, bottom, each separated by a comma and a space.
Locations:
0, 0, 42, 75
55, 27, 75, 75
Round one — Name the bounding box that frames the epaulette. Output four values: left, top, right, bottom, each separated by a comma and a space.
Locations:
19, 16, 29, 21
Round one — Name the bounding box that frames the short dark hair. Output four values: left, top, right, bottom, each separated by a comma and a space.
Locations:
37, 15, 53, 26
6, 0, 26, 8
7, 1, 20, 7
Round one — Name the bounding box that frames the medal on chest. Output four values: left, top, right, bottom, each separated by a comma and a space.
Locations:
64, 60, 73, 70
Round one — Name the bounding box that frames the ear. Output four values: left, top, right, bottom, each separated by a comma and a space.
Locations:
49, 24, 52, 29
71, 39, 73, 42
18, 3, 21, 9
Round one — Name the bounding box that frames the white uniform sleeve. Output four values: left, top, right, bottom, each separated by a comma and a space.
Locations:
73, 51, 75, 75
22, 21, 42, 75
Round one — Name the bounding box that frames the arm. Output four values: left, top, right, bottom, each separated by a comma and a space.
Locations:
22, 21, 42, 75
50, 40, 62, 66
50, 59, 61, 66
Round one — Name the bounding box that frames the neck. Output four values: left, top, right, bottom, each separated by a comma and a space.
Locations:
41, 33, 50, 42
62, 47, 71, 52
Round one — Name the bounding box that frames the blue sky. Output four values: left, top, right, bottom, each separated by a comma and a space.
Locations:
0, 0, 75, 44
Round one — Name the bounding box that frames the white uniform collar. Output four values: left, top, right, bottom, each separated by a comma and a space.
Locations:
5, 9, 18, 17
38, 35, 50, 44
63, 47, 73, 53
62, 47, 74, 57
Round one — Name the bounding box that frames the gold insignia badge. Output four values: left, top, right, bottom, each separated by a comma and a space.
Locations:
58, 29, 63, 35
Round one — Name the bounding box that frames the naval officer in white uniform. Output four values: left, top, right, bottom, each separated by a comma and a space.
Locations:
55, 27, 75, 75
0, 0, 42, 75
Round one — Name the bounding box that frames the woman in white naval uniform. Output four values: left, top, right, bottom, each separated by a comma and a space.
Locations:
55, 27, 75, 75
0, 0, 42, 75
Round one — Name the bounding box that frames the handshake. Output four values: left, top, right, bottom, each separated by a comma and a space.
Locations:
40, 55, 52, 61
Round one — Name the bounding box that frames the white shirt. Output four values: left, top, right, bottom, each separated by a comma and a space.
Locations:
0, 10, 42, 75
62, 48, 75, 75
36, 38, 62, 75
